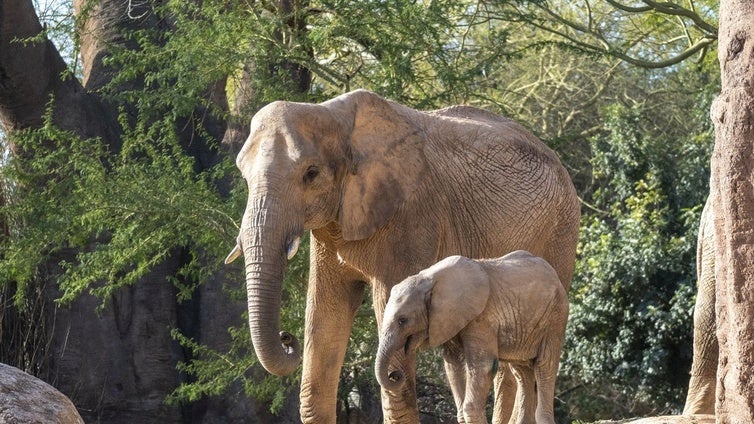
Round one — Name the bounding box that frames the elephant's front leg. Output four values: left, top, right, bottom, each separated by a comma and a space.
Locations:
299, 239, 366, 423
683, 213, 717, 415
461, 353, 496, 424
443, 342, 468, 423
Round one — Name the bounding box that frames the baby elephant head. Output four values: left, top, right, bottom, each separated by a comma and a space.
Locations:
375, 255, 490, 392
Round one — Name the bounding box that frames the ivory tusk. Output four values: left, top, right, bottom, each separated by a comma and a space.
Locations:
224, 244, 242, 264
286, 236, 301, 260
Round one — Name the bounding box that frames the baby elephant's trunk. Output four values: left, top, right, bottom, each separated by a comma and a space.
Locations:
375, 337, 408, 392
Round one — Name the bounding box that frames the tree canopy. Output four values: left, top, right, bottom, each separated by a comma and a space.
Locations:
0, 0, 720, 422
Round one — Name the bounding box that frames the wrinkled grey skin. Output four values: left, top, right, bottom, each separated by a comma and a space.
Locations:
376, 252, 569, 424
683, 197, 717, 415
226, 89, 580, 423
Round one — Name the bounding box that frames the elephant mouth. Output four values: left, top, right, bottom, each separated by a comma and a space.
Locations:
285, 234, 301, 260
404, 335, 413, 355
388, 369, 404, 385
225, 233, 302, 264
404, 333, 426, 355
279, 331, 298, 354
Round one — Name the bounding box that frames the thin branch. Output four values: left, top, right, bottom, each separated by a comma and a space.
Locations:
605, 0, 653, 13
641, 0, 718, 35
579, 195, 610, 215
586, 0, 595, 33
606, 36, 716, 68
678, 15, 695, 48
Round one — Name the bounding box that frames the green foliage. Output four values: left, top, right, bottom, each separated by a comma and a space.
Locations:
558, 78, 715, 419
0, 100, 240, 306
105, 0, 522, 110
307, 0, 514, 107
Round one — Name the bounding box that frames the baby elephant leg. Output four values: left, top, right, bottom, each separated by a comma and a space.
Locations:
443, 346, 468, 423
509, 363, 536, 424
491, 368, 516, 424
533, 357, 558, 424
461, 355, 496, 424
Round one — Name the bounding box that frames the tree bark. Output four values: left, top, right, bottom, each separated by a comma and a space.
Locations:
710, 0, 754, 421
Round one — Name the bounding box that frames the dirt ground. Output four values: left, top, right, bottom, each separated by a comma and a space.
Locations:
596, 414, 715, 424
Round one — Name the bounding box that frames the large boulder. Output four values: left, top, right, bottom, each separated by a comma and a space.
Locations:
0, 363, 84, 424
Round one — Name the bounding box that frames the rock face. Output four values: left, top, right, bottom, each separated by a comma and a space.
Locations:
0, 362, 84, 424
41, 271, 260, 423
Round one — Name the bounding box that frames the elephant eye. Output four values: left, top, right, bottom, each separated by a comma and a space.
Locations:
303, 165, 320, 184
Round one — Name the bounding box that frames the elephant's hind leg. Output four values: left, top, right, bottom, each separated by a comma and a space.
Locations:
491, 366, 516, 424
509, 364, 536, 424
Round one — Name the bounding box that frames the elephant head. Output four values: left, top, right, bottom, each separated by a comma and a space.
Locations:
375, 256, 490, 391
225, 90, 426, 376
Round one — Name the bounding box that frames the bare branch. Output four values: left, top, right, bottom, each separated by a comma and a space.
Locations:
517, 1, 718, 69
605, 0, 653, 13
641, 0, 718, 34
606, 36, 716, 68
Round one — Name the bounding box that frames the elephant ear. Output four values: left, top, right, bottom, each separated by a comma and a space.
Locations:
325, 90, 427, 241
428, 256, 490, 347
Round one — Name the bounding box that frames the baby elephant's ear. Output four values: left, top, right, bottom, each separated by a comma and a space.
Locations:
428, 256, 490, 347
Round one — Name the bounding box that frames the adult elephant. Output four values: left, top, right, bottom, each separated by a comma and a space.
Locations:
224, 89, 580, 423
683, 196, 717, 415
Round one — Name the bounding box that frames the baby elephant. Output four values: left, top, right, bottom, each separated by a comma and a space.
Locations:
375, 251, 568, 424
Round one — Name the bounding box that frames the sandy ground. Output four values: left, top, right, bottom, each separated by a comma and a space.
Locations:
596, 415, 715, 424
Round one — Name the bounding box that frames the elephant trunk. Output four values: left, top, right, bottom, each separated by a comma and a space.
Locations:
375, 335, 408, 392
241, 195, 301, 376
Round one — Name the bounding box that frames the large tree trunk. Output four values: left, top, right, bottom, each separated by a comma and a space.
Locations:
710, 0, 754, 421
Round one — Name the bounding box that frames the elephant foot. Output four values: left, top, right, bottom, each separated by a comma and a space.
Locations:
683, 375, 716, 415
